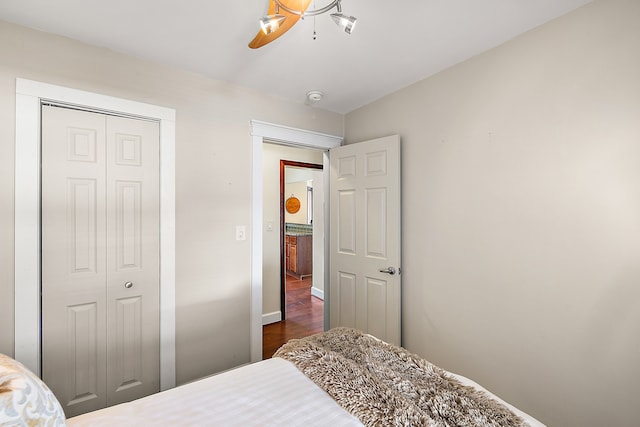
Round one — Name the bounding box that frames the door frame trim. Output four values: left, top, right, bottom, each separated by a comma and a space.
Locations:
14, 78, 176, 390
250, 120, 342, 362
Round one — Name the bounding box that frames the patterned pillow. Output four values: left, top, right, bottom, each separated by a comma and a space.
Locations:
0, 353, 65, 426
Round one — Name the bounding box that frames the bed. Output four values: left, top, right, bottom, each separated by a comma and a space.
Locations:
2, 327, 545, 426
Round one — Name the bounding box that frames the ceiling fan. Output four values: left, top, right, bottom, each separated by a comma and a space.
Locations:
249, 0, 357, 49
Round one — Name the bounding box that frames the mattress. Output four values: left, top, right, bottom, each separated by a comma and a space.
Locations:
67, 357, 362, 426
67, 356, 545, 427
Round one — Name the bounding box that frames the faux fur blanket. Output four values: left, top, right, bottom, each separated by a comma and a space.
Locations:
274, 328, 528, 427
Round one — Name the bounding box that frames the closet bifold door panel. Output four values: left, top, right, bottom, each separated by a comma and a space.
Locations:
41, 105, 160, 418
42, 106, 108, 417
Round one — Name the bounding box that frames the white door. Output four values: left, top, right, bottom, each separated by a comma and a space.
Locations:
41, 105, 160, 417
329, 135, 401, 345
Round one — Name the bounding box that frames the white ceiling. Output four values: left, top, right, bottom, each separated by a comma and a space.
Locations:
0, 0, 593, 114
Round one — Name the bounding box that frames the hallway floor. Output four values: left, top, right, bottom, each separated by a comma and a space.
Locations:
262, 274, 324, 359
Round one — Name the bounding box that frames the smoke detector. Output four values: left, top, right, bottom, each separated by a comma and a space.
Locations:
306, 90, 323, 102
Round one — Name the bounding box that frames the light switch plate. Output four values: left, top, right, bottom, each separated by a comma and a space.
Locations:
236, 225, 246, 241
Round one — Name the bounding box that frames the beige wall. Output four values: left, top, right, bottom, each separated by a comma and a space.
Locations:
284, 181, 310, 225
0, 20, 343, 384
345, 1, 639, 426
262, 143, 323, 318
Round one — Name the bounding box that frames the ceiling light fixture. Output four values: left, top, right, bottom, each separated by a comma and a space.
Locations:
259, 0, 357, 36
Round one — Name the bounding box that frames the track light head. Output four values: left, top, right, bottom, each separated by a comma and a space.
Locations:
330, 13, 357, 34
259, 14, 287, 35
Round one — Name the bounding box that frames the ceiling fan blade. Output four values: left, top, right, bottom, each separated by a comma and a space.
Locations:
248, 0, 313, 49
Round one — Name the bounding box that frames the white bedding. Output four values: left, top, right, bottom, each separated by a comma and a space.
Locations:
67, 357, 545, 427
451, 373, 545, 427
67, 357, 362, 426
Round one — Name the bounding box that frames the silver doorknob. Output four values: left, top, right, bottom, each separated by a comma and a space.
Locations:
124, 281, 133, 289
379, 267, 396, 275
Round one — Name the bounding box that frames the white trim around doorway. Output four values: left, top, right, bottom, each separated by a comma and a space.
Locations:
250, 120, 342, 362
14, 78, 176, 390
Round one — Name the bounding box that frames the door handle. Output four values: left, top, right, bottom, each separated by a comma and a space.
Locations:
379, 267, 396, 275
124, 281, 133, 289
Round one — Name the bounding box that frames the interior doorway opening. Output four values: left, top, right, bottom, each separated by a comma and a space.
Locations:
280, 161, 323, 319
261, 146, 326, 359
250, 120, 343, 363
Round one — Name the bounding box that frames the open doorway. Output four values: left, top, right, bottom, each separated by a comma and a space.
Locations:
250, 121, 342, 362
261, 145, 325, 358
280, 161, 323, 318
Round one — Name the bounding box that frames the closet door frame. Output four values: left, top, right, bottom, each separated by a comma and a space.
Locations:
14, 78, 176, 390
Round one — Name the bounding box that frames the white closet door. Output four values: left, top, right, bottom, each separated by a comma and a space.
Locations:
42, 106, 108, 416
106, 116, 160, 406
41, 106, 160, 417
105, 114, 160, 406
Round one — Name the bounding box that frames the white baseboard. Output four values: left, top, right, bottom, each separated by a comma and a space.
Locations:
262, 311, 282, 325
311, 287, 324, 300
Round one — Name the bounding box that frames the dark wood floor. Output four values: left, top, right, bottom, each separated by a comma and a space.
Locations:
262, 274, 324, 359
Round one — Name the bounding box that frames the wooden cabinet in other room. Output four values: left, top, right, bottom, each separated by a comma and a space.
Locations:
285, 234, 312, 278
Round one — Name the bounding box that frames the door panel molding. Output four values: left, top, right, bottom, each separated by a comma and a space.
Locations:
14, 78, 176, 390
66, 302, 101, 409
116, 180, 143, 270
68, 178, 99, 274
113, 296, 144, 393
